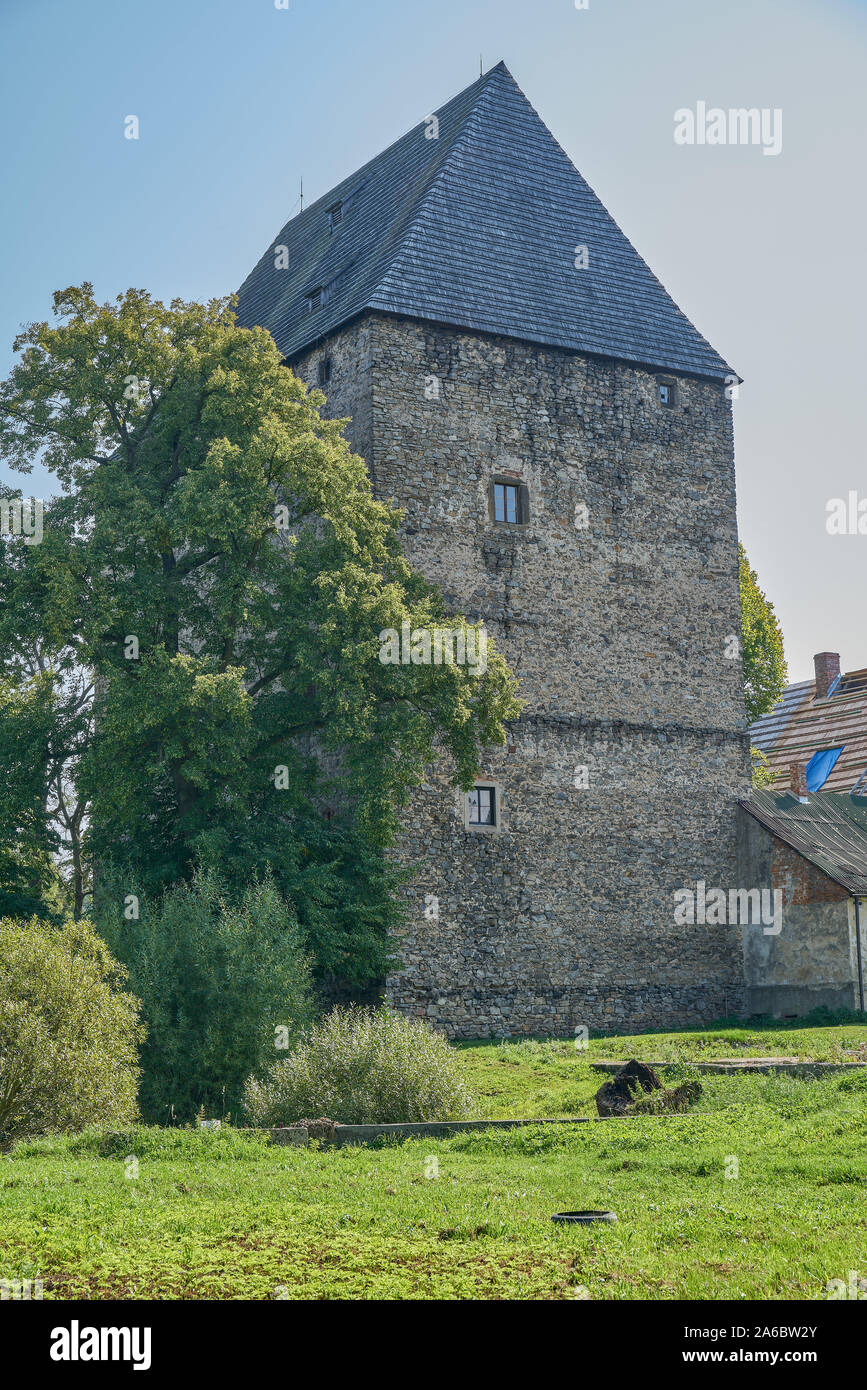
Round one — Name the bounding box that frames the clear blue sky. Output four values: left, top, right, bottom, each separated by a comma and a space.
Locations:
2, 0, 865, 681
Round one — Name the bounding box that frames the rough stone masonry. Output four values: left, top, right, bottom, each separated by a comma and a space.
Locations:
236, 62, 752, 1037
292, 315, 751, 1037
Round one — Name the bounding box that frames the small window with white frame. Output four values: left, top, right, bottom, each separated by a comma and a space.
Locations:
466, 784, 498, 830
658, 379, 676, 407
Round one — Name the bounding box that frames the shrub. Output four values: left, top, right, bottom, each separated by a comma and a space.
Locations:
96, 869, 313, 1123
0, 915, 144, 1145
244, 1005, 477, 1125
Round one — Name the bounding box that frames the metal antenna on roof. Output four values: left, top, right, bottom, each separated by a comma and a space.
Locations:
300, 176, 303, 212
480, 54, 483, 78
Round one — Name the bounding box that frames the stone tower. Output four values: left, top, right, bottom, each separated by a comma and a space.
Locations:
236, 63, 752, 1038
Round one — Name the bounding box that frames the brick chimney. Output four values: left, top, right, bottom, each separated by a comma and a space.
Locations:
789, 761, 809, 802
814, 651, 841, 700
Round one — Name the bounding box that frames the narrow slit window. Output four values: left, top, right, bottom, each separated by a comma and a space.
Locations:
318, 356, 332, 386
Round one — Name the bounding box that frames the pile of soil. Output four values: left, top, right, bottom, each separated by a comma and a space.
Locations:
595, 1060, 662, 1116
595, 1060, 702, 1117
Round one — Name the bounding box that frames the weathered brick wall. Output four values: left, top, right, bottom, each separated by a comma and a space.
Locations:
294, 311, 752, 1037
737, 809, 859, 1016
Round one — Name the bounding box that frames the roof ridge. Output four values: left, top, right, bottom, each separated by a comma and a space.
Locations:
285, 70, 497, 225
235, 64, 734, 376
235, 70, 495, 313
481, 71, 735, 378
368, 67, 517, 308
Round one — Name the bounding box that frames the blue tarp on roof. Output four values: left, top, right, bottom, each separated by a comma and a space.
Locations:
806, 747, 844, 792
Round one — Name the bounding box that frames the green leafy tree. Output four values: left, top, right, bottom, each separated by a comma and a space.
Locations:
0, 285, 521, 984
750, 745, 774, 789
0, 671, 68, 920
97, 869, 313, 1123
739, 543, 787, 725
0, 914, 143, 1144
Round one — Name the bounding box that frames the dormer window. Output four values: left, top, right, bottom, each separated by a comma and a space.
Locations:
328, 202, 343, 232
308, 287, 323, 312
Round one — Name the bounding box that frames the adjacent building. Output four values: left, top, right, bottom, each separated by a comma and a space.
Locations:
739, 776, 867, 1016
749, 651, 867, 795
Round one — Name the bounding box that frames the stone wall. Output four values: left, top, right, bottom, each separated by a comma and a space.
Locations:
296, 317, 376, 464
293, 311, 752, 1037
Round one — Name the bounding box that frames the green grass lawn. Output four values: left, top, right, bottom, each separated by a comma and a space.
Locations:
457, 1015, 867, 1119
2, 1018, 866, 1301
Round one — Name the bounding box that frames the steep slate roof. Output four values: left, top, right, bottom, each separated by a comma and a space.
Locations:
749, 666, 867, 794
235, 62, 733, 380
741, 791, 867, 896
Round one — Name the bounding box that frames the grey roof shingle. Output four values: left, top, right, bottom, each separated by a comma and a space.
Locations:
235, 62, 734, 380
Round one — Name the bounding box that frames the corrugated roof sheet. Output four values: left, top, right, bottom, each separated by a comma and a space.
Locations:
748, 667, 867, 794
741, 790, 867, 895
235, 62, 733, 380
